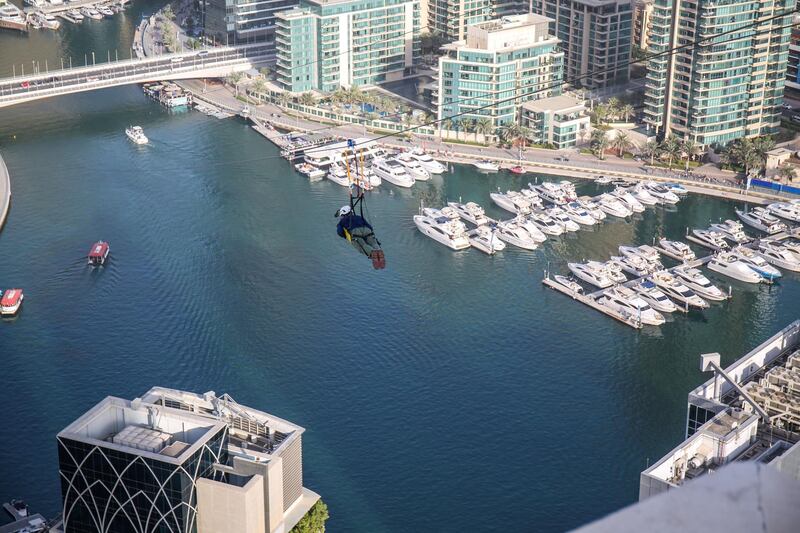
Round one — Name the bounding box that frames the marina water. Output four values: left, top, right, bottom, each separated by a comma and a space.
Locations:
2, 11, 800, 532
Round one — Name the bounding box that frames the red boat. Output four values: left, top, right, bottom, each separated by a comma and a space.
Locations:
88, 241, 110, 266
1, 289, 23, 316
509, 165, 525, 175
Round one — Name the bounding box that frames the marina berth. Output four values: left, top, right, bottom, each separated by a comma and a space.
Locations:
371, 158, 414, 187
690, 229, 730, 250
735, 207, 788, 234
709, 219, 750, 244
413, 213, 471, 250
672, 266, 728, 301
568, 262, 614, 289
658, 239, 696, 261
767, 201, 800, 223
597, 286, 665, 326
494, 220, 539, 250
757, 241, 800, 272
730, 246, 782, 282
649, 270, 709, 309
447, 201, 495, 226
87, 241, 110, 266
0, 289, 23, 316
631, 279, 678, 313
490, 190, 533, 215
467, 226, 505, 254
707, 252, 763, 284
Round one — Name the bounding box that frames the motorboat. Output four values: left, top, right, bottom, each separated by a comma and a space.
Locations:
631, 184, 659, 206
609, 254, 652, 277
0, 289, 23, 316
730, 246, 782, 281
659, 239, 696, 261
594, 175, 612, 185
707, 252, 763, 283
413, 214, 471, 250
645, 182, 680, 204
508, 165, 525, 175
559, 181, 578, 201
611, 187, 645, 213
619, 245, 662, 269
395, 154, 431, 181
586, 260, 627, 284
467, 226, 505, 255
781, 239, 800, 257
672, 266, 728, 301
663, 182, 688, 196
513, 216, 548, 243
98, 5, 115, 17
758, 241, 800, 272
562, 202, 597, 226
494, 220, 539, 250
490, 190, 532, 215
529, 212, 564, 236
0, 4, 27, 31
326, 163, 352, 187
568, 262, 613, 288
767, 202, 800, 223
709, 220, 750, 244
735, 208, 787, 234
534, 182, 569, 205
691, 229, 730, 250
125, 126, 148, 145
372, 158, 414, 187
598, 286, 665, 326
546, 207, 580, 232
472, 160, 499, 172
82, 7, 104, 20
518, 188, 544, 209
554, 275, 584, 294
295, 163, 326, 180
67, 9, 84, 21
422, 206, 460, 221
597, 194, 632, 218
407, 150, 446, 174
631, 279, 678, 313
650, 270, 709, 309
579, 199, 606, 221
447, 201, 494, 226
87, 241, 110, 266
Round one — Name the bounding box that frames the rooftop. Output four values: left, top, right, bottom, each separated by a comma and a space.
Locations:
443, 14, 557, 52
522, 95, 585, 113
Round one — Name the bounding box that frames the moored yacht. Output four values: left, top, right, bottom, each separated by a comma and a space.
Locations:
609, 254, 652, 277
294, 162, 326, 180
707, 252, 763, 283
98, 5, 115, 17
559, 181, 577, 202
597, 194, 632, 218
495, 220, 539, 250
757, 241, 800, 272
650, 270, 709, 309
518, 188, 544, 209
730, 246, 782, 281
67, 9, 84, 21
611, 187, 645, 213
672, 266, 728, 301
586, 260, 627, 284
631, 280, 678, 313
406, 150, 447, 174
563, 202, 597, 225
546, 207, 580, 232
631, 184, 658, 206
422, 206, 460, 221
594, 175, 612, 185
372, 158, 414, 187
691, 229, 730, 250
82, 7, 104, 20
472, 160, 499, 172
579, 199, 606, 221
659, 239, 696, 261
645, 182, 680, 204
529, 212, 564, 236
0, 289, 23, 316
735, 208, 787, 234
534, 182, 569, 205
513, 215, 548, 243
619, 245, 663, 270
709, 220, 749, 244
598, 286, 665, 326
413, 214, 471, 250
125, 126, 148, 145
326, 162, 351, 187
663, 182, 688, 196
467, 226, 505, 254
568, 262, 614, 288
554, 275, 584, 294
395, 154, 431, 181
447, 201, 494, 226
490, 190, 532, 215
767, 202, 800, 223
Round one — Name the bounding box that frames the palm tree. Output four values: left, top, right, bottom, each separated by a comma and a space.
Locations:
661, 134, 683, 170
498, 122, 521, 147
299, 92, 316, 106
593, 104, 609, 125
251, 78, 266, 96
513, 126, 531, 149
778, 163, 797, 183
227, 72, 244, 96
442, 118, 453, 140
607, 97, 621, 120
277, 92, 290, 108
751, 137, 775, 176
475, 117, 493, 145
590, 129, 608, 160
612, 131, 633, 157
402, 112, 414, 138
681, 139, 702, 170
619, 104, 635, 122
642, 140, 661, 166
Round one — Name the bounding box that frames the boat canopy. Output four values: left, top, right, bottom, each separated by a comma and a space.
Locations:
1, 289, 22, 306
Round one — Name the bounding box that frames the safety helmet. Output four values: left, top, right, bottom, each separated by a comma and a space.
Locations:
335, 205, 352, 217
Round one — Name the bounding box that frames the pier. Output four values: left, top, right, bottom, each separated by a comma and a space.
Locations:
543, 277, 644, 329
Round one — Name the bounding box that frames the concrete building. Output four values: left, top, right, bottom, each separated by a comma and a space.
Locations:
57, 387, 319, 533
643, 0, 794, 147
520, 94, 590, 148
275, 0, 421, 93
786, 16, 800, 92
203, 0, 300, 44
436, 13, 564, 135
426, 0, 493, 43
632, 0, 653, 50
528, 0, 632, 90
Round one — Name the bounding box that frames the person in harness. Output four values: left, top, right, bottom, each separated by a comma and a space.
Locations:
335, 203, 385, 270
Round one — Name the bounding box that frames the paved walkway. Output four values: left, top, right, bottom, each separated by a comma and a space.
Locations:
0, 151, 11, 230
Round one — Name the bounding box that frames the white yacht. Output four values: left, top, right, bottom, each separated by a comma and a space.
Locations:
594, 175, 613, 185
767, 202, 800, 223
650, 270, 709, 309
610, 254, 652, 277
672, 266, 728, 301
472, 160, 499, 172
707, 252, 763, 283
534, 182, 569, 205
663, 182, 689, 196
99, 5, 115, 17
529, 212, 564, 236
781, 239, 800, 257
490, 190, 533, 215
559, 181, 578, 202
563, 202, 597, 225
631, 279, 678, 313
519, 188, 544, 209
407, 150, 447, 174
447, 201, 494, 226
294, 162, 325, 180
422, 206, 461, 221
758, 242, 800, 272
372, 158, 414, 187
326, 162, 352, 187
631, 184, 658, 206
395, 154, 431, 181
0, 4, 27, 30
735, 208, 787, 234
82, 7, 104, 20
568, 262, 614, 288
67, 9, 84, 21
554, 275, 584, 294
598, 286, 665, 326
691, 229, 730, 250
546, 207, 580, 232
597, 194, 632, 218
40, 12, 60, 29
495, 220, 539, 250
730, 246, 782, 282
611, 187, 645, 213
413, 214, 471, 250
645, 182, 680, 204
125, 126, 148, 145
467, 226, 505, 254
619, 245, 663, 270
579, 199, 606, 221
659, 239, 696, 261
586, 260, 627, 284
709, 220, 749, 244
513, 216, 548, 243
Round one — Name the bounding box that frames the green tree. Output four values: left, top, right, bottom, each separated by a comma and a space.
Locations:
475, 116, 493, 145
590, 129, 608, 160
290, 500, 329, 533
681, 138, 702, 170
641, 140, 661, 166
611, 131, 633, 157
607, 97, 621, 121
593, 104, 609, 125
277, 91, 290, 108
441, 117, 453, 140
251, 78, 267, 96
402, 112, 414, 138
259, 67, 271, 79
299, 92, 316, 106
661, 134, 682, 170
778, 163, 797, 183
227, 72, 244, 96
619, 104, 635, 122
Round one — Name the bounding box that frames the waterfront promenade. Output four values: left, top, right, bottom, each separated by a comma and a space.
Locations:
0, 151, 10, 230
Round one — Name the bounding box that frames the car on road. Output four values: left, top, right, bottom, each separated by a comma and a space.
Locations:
555, 155, 569, 162
170, 56, 184, 64
792, 114, 800, 123
20, 81, 30, 88
783, 104, 794, 111
196, 50, 209, 57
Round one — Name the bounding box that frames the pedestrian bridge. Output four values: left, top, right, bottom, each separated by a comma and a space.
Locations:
0, 44, 273, 108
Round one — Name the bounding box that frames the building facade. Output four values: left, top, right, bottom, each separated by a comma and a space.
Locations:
520, 95, 590, 148
632, 0, 653, 50
528, 0, 632, 90
436, 13, 564, 135
427, 0, 494, 43
203, 0, 300, 44
275, 0, 421, 93
643, 0, 795, 147
787, 16, 800, 92
58, 387, 319, 533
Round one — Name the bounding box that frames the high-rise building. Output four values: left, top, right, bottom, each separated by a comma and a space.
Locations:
528, 0, 633, 90
426, 0, 494, 43
643, 0, 795, 146
632, 0, 654, 50
786, 16, 800, 92
203, 0, 300, 44
436, 14, 566, 133
57, 387, 319, 533
275, 0, 421, 93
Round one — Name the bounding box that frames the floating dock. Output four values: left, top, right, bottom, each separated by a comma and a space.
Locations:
543, 277, 643, 329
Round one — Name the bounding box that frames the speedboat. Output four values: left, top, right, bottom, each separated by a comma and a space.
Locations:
407, 150, 446, 174
495, 220, 539, 250
594, 175, 612, 185
490, 190, 532, 215
413, 214, 471, 250
598, 286, 665, 326
372, 158, 414, 187
597, 194, 632, 218
609, 254, 652, 277
125, 126, 148, 145
473, 160, 499, 172
659, 239, 696, 261
88, 241, 110, 266
735, 208, 787, 234
707, 252, 763, 283
554, 275, 584, 294
467, 226, 505, 255
631, 184, 658, 206
731, 246, 782, 281
0, 289, 23, 316
758, 241, 800, 272
568, 262, 614, 288
534, 182, 569, 205
395, 154, 431, 181
767, 202, 800, 223
508, 165, 525, 175
529, 212, 564, 236
631, 279, 678, 313
691, 229, 730, 250
619, 245, 663, 270
650, 270, 709, 309
579, 200, 606, 221
513, 216, 548, 243
586, 261, 627, 284
611, 187, 645, 213
546, 207, 580, 232
447, 201, 494, 226
672, 266, 728, 301
645, 182, 680, 204
709, 220, 749, 244
563, 202, 597, 225
663, 182, 688, 196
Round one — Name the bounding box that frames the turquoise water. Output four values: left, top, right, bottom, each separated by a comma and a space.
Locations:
1, 11, 800, 532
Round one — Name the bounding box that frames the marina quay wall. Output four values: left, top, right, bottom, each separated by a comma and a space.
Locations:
0, 151, 10, 230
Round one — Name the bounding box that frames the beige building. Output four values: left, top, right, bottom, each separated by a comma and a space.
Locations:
633, 0, 653, 50
521, 95, 591, 148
